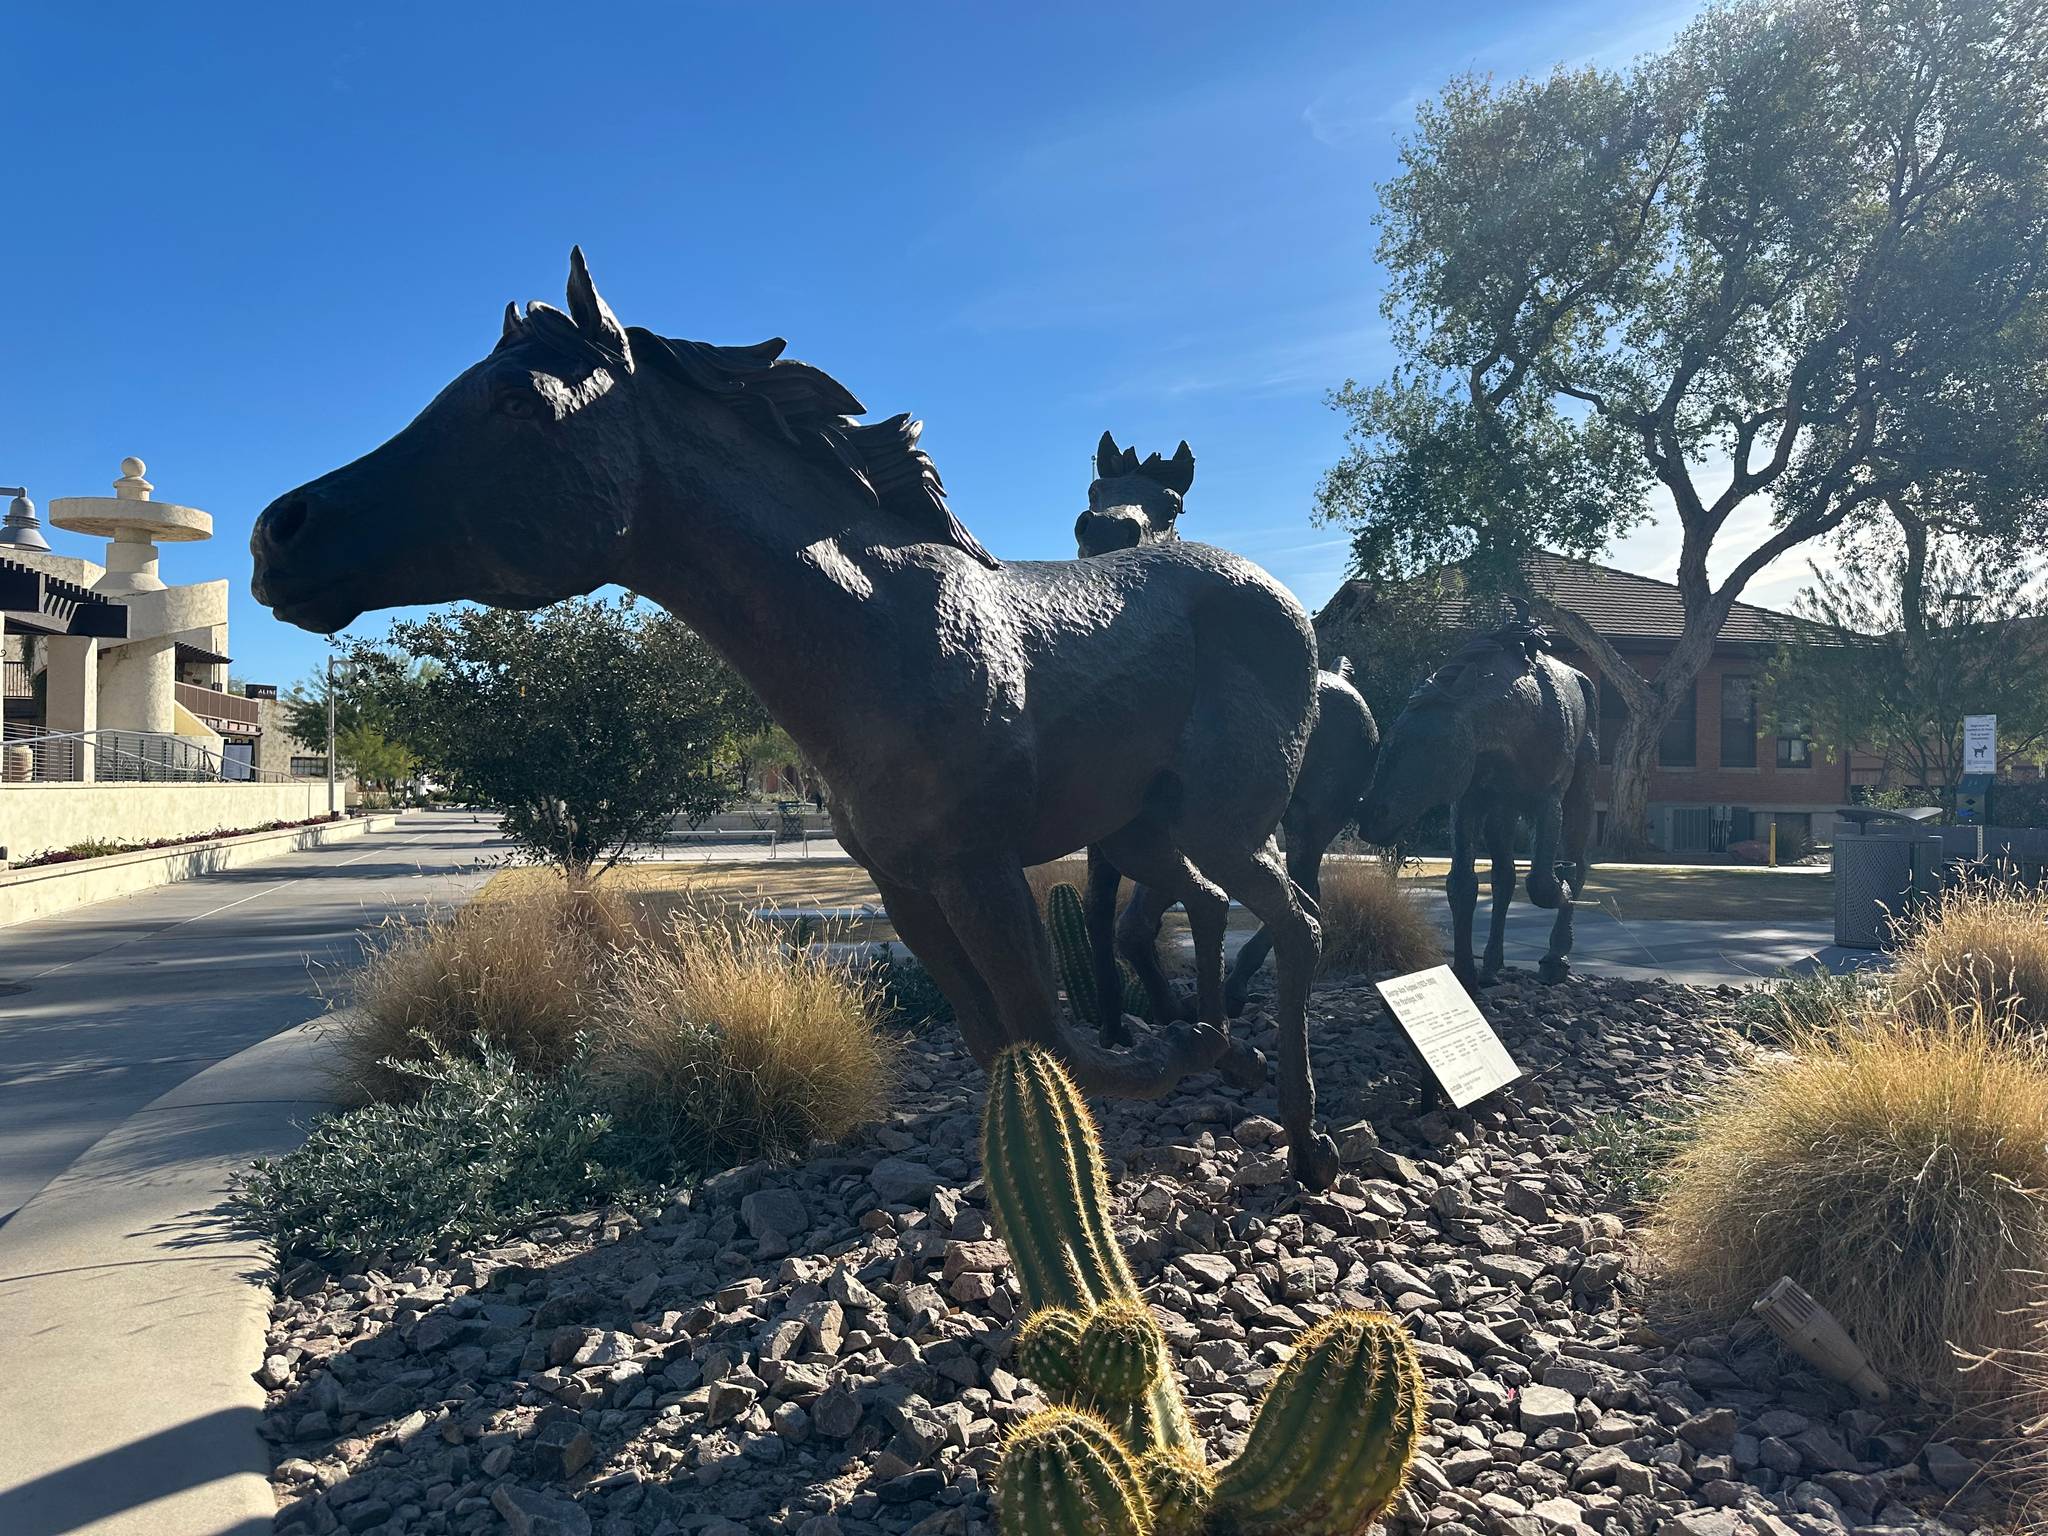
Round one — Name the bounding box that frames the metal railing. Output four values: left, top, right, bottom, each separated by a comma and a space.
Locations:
175, 681, 261, 730
1, 659, 29, 701
1, 728, 298, 784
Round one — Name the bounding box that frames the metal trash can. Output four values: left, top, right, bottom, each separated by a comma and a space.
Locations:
1833, 805, 1944, 949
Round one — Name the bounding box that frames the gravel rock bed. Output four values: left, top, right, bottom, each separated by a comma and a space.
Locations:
258, 971, 1993, 1536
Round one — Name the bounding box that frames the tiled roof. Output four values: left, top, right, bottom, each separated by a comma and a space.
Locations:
1319, 551, 1827, 649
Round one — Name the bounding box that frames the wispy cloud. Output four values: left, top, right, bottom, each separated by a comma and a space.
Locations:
1073, 319, 1389, 406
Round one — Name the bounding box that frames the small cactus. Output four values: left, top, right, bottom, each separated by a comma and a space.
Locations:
1211, 1309, 1428, 1535
1016, 1308, 1087, 1400
1139, 1447, 1216, 1536
1046, 880, 1150, 1029
1078, 1299, 1166, 1403
986, 1045, 1426, 1536
999, 1406, 1152, 1536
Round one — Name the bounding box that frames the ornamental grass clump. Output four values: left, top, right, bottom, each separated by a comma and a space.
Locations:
1887, 871, 2048, 1035
1648, 994, 2048, 1399
338, 882, 643, 1099
599, 902, 895, 1167
1315, 859, 1440, 978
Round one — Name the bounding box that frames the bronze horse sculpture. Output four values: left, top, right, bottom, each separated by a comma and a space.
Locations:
1075, 434, 1381, 1023
250, 251, 1342, 1187
1359, 605, 1597, 991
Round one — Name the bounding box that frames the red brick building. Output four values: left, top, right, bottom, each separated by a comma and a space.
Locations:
1318, 553, 1857, 853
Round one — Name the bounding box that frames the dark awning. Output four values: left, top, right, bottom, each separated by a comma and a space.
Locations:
175, 638, 232, 667
0, 556, 128, 639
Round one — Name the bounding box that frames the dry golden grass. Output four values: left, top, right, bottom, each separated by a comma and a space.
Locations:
338, 882, 896, 1166
1960, 1286, 2048, 1522
1888, 873, 2048, 1034
339, 883, 646, 1100
599, 902, 894, 1165
1316, 859, 1443, 977
1648, 996, 2048, 1399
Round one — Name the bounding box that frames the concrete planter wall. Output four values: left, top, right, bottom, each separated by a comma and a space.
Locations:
1, 779, 334, 865
0, 806, 398, 928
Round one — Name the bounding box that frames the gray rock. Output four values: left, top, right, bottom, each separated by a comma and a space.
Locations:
490, 1485, 591, 1536
868, 1158, 941, 1205
1923, 1441, 1978, 1491
1519, 1384, 1579, 1434
740, 1188, 809, 1247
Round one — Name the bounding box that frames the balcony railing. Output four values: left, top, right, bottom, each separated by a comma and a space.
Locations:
2, 659, 30, 701
1, 727, 294, 784
175, 681, 261, 731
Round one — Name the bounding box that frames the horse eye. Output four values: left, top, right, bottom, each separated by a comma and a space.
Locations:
497, 392, 536, 420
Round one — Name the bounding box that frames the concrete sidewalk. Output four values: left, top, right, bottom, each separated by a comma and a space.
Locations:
0, 810, 505, 1226
0, 1019, 347, 1536
0, 810, 505, 1535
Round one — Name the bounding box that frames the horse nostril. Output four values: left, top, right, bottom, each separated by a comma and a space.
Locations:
265, 497, 310, 549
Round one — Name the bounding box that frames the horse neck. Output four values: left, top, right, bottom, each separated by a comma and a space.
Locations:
621, 414, 906, 775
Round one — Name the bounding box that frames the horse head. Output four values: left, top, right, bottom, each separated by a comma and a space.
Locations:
1358, 636, 1536, 842
252, 249, 662, 633
1073, 431, 1194, 556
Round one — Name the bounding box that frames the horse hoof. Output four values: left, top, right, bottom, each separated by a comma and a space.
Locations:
1222, 987, 1250, 1020
1538, 958, 1570, 984
1219, 1042, 1267, 1091
1289, 1132, 1341, 1192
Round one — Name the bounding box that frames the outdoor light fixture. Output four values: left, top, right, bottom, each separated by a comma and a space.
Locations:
0, 485, 51, 552
1752, 1276, 1889, 1402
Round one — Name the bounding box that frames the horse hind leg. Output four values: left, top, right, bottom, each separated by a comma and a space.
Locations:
1186, 834, 1338, 1189
1481, 809, 1515, 986
1446, 803, 1482, 993
1098, 821, 1223, 1030
1083, 847, 1133, 1047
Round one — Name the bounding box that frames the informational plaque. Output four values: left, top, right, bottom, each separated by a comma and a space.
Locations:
1374, 965, 1522, 1108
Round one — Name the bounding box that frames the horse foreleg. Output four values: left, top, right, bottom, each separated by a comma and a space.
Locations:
1481, 809, 1515, 986
1542, 758, 1595, 983
1447, 803, 1481, 993
931, 861, 1235, 1100
1223, 818, 1322, 1017
1084, 848, 1133, 1047
870, 874, 1007, 1068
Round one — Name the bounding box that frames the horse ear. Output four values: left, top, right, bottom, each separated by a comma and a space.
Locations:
1159, 441, 1195, 496
1096, 431, 1123, 480
565, 246, 633, 369
501, 302, 523, 344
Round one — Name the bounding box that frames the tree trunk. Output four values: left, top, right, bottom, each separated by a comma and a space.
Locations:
1602, 709, 1663, 855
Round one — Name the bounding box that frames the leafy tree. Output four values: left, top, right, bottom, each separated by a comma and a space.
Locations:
335, 722, 419, 796
1762, 525, 2048, 803
339, 597, 767, 884
1319, 0, 2048, 849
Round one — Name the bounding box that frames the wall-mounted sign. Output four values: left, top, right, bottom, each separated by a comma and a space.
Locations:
1375, 965, 1523, 1108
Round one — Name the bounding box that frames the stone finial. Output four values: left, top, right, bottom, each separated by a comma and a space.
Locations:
115, 458, 153, 501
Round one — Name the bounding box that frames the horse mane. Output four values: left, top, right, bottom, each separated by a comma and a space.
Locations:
633, 330, 998, 569
1408, 603, 1556, 709
498, 302, 997, 568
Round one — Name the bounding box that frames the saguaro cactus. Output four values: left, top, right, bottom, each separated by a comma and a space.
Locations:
986, 1044, 1427, 1536
1045, 880, 1150, 1029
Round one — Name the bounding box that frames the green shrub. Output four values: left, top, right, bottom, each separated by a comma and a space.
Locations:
868, 947, 954, 1029
231, 1040, 666, 1265
1569, 1105, 1694, 1211
1732, 968, 1874, 1042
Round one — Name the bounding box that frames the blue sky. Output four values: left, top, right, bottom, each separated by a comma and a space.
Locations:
3, 0, 1734, 688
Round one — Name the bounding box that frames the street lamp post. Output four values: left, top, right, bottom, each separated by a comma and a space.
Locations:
326, 656, 338, 816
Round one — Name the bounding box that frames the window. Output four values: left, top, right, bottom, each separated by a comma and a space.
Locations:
1777, 734, 1811, 769
1659, 681, 1698, 767
290, 756, 327, 778
1598, 677, 1628, 764
1719, 676, 1757, 768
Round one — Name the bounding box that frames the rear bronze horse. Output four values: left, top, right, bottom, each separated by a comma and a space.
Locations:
250, 251, 1341, 1186
1361, 607, 1597, 991
1075, 434, 1380, 1023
